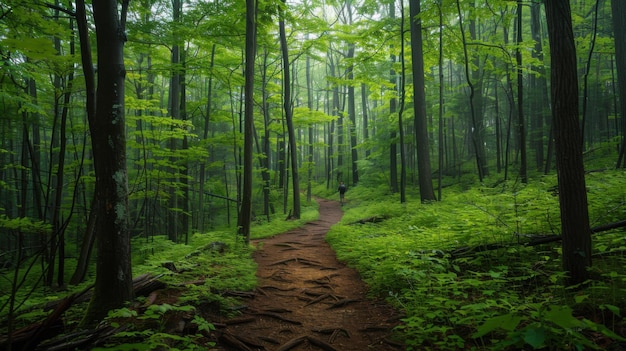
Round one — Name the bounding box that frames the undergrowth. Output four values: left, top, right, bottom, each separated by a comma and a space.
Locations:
326, 170, 626, 350
1, 200, 319, 350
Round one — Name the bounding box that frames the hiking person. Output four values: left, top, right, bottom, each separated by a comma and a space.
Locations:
338, 181, 347, 205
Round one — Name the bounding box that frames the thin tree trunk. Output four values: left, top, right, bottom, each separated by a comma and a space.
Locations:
456, 0, 484, 182
306, 54, 314, 203
279, 0, 300, 219
611, 0, 626, 168
516, 2, 527, 183
437, 2, 443, 200
237, 0, 256, 242
69, 0, 97, 286
361, 83, 370, 158
198, 43, 216, 232
389, 1, 398, 194
399, 1, 406, 203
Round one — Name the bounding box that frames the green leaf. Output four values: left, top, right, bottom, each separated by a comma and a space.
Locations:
600, 304, 621, 317
472, 313, 522, 338
523, 326, 546, 349
544, 306, 583, 329
574, 294, 588, 304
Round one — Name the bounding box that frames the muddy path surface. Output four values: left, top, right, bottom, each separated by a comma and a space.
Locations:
216, 198, 404, 351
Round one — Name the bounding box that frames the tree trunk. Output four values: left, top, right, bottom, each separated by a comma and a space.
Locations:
516, 2, 527, 183
530, 1, 549, 171
544, 0, 592, 286
399, 2, 406, 204
237, 0, 256, 242
306, 54, 314, 203
180, 48, 189, 244
279, 0, 300, 219
81, 0, 133, 326
346, 0, 358, 186
456, 0, 484, 182
409, 0, 436, 201
198, 43, 216, 232
70, 0, 97, 286
437, 2, 444, 200
361, 83, 370, 158
611, 0, 626, 167
261, 49, 272, 220
389, 1, 398, 194
167, 0, 182, 243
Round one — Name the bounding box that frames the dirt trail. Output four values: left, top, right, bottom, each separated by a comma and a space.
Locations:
217, 198, 404, 351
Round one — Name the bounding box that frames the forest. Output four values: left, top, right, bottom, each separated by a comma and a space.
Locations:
2, 0, 626, 349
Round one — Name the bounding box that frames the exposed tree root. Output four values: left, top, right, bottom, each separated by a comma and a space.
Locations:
275, 335, 339, 351
269, 257, 324, 267
275, 335, 307, 351
327, 298, 360, 309
312, 327, 351, 343
223, 290, 256, 298
257, 285, 296, 292
380, 337, 405, 348
259, 335, 281, 344
273, 242, 300, 251
304, 293, 342, 306
359, 326, 390, 332
218, 331, 253, 351
262, 307, 293, 313
306, 335, 339, 350
255, 311, 302, 325
223, 316, 256, 325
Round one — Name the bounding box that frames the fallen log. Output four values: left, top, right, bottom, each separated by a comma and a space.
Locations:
348, 215, 389, 225
449, 219, 626, 257
524, 219, 626, 247
1, 273, 166, 351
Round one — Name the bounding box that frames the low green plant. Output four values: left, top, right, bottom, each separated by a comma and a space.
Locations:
326, 170, 626, 350
98, 304, 216, 350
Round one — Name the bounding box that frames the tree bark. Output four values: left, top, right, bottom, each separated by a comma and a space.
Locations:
409, 0, 436, 201
389, 1, 398, 194
346, 0, 358, 186
279, 0, 300, 219
544, 0, 592, 286
237, 0, 257, 242
611, 0, 626, 167
516, 3, 527, 183
70, 0, 97, 286
81, 0, 133, 326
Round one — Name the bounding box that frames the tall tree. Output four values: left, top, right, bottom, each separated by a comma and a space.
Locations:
279, 0, 300, 219
306, 54, 314, 202
612, 0, 626, 167
399, 0, 407, 203
238, 0, 257, 242
529, 1, 549, 171
544, 0, 592, 286
515, 2, 527, 183
81, 0, 133, 326
456, 0, 484, 182
389, 1, 399, 194
345, 0, 359, 186
70, 0, 97, 286
167, 0, 182, 242
409, 0, 436, 202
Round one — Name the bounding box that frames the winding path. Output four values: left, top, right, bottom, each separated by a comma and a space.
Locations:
217, 198, 404, 350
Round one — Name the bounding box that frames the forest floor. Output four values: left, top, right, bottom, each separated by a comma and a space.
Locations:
216, 198, 405, 351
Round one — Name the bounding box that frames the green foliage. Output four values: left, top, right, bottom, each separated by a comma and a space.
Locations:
326, 170, 626, 350
250, 199, 319, 239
